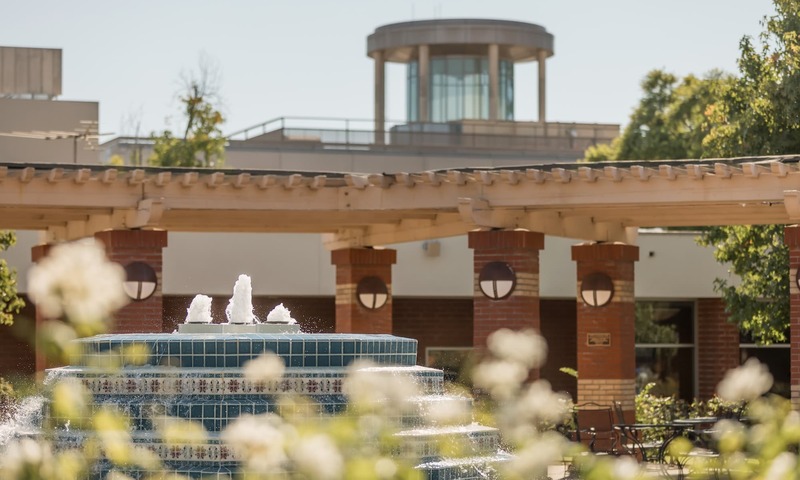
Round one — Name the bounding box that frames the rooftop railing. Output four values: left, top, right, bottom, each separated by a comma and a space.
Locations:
226, 117, 619, 155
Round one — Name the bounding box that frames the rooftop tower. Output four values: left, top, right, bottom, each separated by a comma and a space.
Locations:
367, 19, 554, 134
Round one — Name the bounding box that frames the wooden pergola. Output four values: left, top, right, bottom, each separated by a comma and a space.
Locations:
2, 156, 799, 247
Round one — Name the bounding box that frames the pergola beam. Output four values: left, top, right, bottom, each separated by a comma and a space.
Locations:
1, 157, 799, 246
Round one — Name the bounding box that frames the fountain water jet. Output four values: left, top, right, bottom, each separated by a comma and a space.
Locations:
225, 274, 256, 324
185, 294, 213, 324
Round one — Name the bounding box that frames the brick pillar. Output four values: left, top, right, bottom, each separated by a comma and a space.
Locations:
572, 242, 638, 419
785, 225, 800, 409
330, 248, 396, 334
696, 298, 740, 400
94, 230, 168, 334
468, 230, 545, 368
31, 244, 52, 373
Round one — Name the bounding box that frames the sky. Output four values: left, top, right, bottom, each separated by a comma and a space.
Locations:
1, 0, 776, 137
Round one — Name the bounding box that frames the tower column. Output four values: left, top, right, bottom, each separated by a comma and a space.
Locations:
468, 230, 544, 376
538, 49, 547, 122
94, 230, 168, 334
374, 50, 385, 144
331, 248, 396, 334
488, 43, 499, 121
572, 242, 638, 418
418, 44, 430, 123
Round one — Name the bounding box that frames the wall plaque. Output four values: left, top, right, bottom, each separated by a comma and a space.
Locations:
587, 333, 611, 347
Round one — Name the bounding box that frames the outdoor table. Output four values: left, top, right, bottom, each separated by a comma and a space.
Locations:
613, 423, 685, 463
672, 417, 719, 449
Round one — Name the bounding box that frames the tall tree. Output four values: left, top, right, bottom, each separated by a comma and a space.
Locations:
584, 70, 731, 162
0, 231, 24, 326
584, 0, 800, 343
696, 0, 800, 343
149, 58, 225, 168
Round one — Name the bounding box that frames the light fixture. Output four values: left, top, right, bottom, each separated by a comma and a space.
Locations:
478, 262, 516, 300
796, 268, 800, 292
123, 261, 158, 301
580, 272, 614, 307
356, 276, 388, 310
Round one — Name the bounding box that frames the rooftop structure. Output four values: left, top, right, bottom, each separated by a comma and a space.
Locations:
205, 19, 611, 166
367, 19, 553, 126
0, 46, 62, 100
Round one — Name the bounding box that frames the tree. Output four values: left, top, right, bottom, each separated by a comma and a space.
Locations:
696, 0, 800, 343
584, 0, 800, 343
149, 58, 225, 168
584, 69, 732, 162
0, 231, 25, 326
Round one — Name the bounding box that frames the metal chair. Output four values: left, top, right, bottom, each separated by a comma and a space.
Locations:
573, 402, 618, 455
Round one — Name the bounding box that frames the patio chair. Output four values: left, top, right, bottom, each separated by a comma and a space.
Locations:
612, 400, 664, 462
572, 402, 618, 455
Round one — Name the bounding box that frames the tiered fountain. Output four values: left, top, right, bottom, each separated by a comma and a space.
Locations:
46, 275, 508, 479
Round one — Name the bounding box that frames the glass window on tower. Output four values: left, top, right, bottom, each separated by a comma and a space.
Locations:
407, 61, 419, 122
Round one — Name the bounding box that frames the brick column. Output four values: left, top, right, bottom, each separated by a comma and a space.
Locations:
468, 230, 545, 366
696, 298, 740, 400
785, 225, 800, 409
31, 244, 52, 373
572, 242, 638, 419
94, 230, 168, 334
330, 248, 396, 334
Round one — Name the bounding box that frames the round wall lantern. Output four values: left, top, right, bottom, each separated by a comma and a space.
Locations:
580, 272, 614, 307
796, 268, 800, 291
123, 261, 158, 301
356, 276, 389, 310
478, 262, 517, 300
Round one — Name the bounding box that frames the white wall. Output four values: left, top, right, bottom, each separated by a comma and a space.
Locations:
6, 230, 731, 300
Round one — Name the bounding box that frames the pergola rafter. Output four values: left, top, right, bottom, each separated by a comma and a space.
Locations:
1, 156, 799, 247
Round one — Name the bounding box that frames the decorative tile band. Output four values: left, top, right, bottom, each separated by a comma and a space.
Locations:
52, 367, 444, 397
74, 333, 419, 368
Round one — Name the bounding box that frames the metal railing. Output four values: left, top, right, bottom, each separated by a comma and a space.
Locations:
226, 117, 618, 154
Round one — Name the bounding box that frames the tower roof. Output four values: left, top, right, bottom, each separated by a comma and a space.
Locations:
367, 19, 554, 62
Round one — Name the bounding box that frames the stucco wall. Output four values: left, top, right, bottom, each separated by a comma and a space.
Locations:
7, 230, 730, 300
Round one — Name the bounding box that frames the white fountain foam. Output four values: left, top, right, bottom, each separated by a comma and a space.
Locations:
179, 275, 301, 333
226, 274, 256, 325
266, 303, 297, 324
0, 395, 45, 448
185, 294, 213, 324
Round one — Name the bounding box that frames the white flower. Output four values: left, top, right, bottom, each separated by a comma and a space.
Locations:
345, 361, 420, 412
516, 380, 572, 425
502, 431, 566, 478
290, 434, 343, 480
472, 359, 528, 400
717, 358, 773, 402
243, 353, 285, 385
486, 328, 548, 369
764, 452, 796, 479
610, 455, 643, 480
28, 239, 127, 323
0, 438, 55, 477
222, 414, 290, 473
424, 396, 472, 425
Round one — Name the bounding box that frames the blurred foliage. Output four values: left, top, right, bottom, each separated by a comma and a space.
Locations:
0, 231, 24, 326
149, 59, 225, 168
